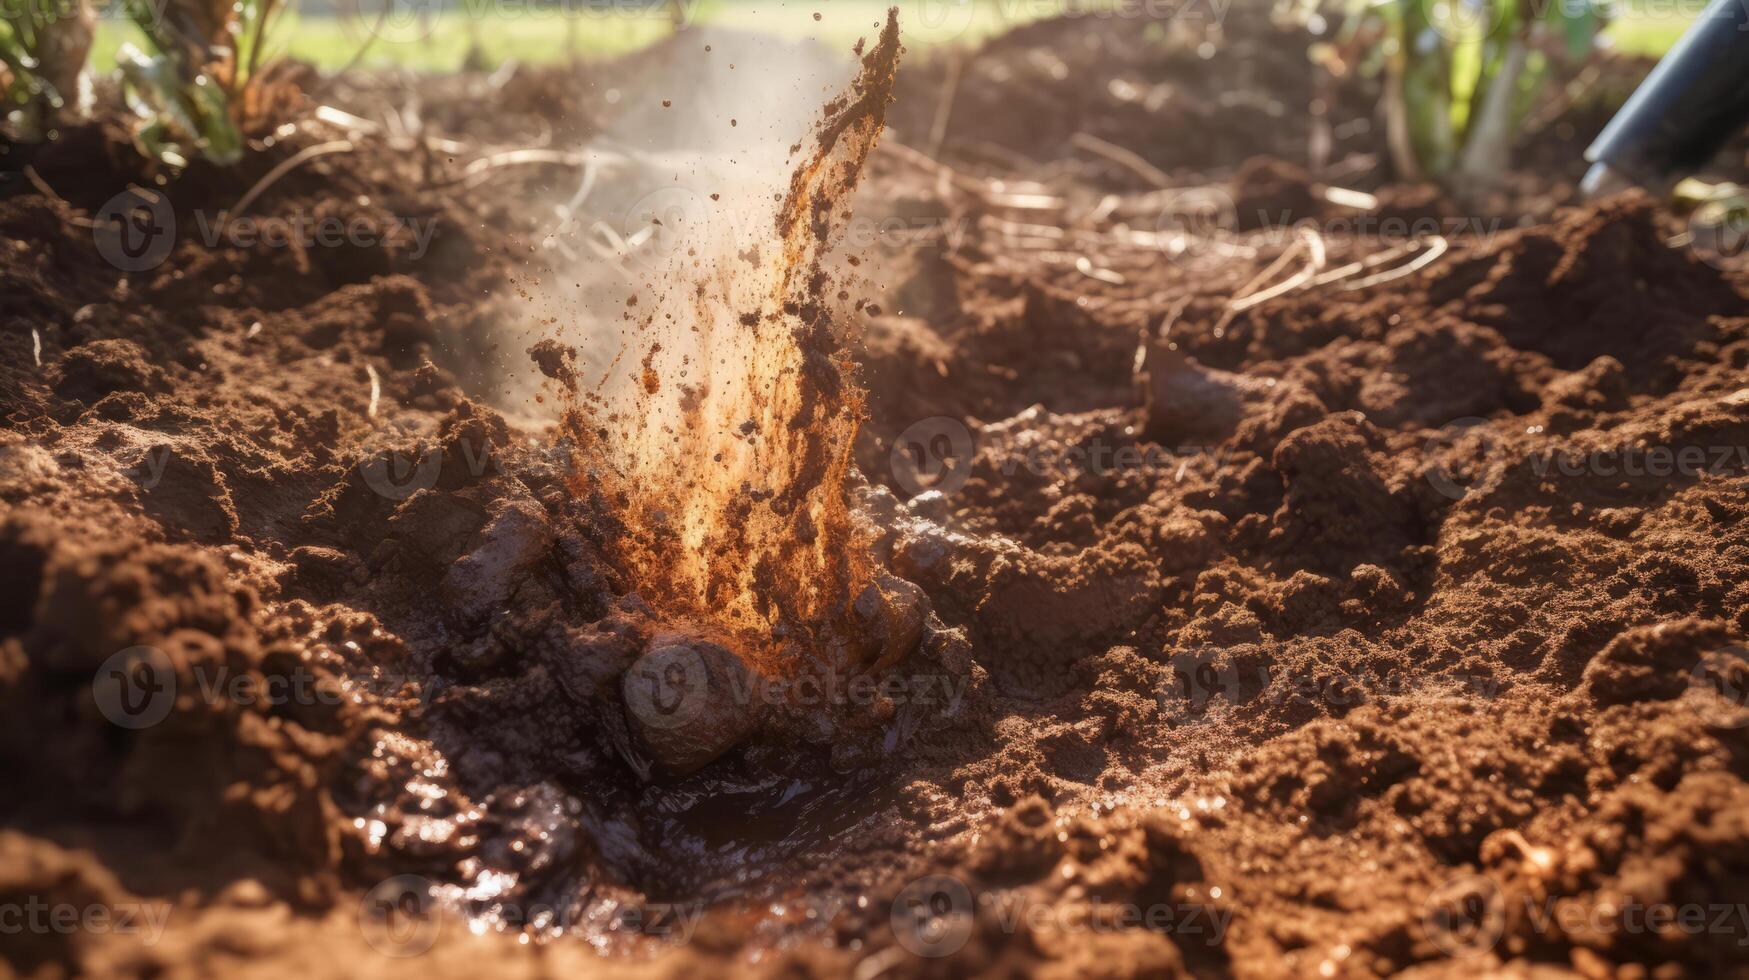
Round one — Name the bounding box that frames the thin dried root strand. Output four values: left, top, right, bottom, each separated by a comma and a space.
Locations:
1311, 237, 1426, 287
1342, 235, 1448, 290
1070, 131, 1171, 189
1074, 255, 1126, 284
24, 167, 99, 228
926, 52, 964, 159
1229, 227, 1328, 314
1087, 194, 1121, 225
225, 140, 356, 229
981, 215, 1066, 240
1318, 184, 1379, 210
985, 191, 1066, 211
878, 139, 982, 200
311, 105, 470, 154
462, 148, 587, 188
879, 139, 1066, 212
366, 363, 381, 420
541, 160, 600, 247
1226, 239, 1302, 307
589, 219, 631, 257
313, 105, 379, 134
1152, 295, 1193, 344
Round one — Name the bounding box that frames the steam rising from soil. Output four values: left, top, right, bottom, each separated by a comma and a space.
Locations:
539, 14, 902, 666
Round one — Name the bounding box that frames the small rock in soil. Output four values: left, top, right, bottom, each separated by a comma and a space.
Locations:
621, 633, 759, 775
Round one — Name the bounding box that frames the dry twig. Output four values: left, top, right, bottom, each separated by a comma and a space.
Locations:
224, 140, 357, 229
1070, 132, 1171, 189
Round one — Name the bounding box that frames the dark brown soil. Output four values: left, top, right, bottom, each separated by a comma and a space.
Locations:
5, 11, 1749, 980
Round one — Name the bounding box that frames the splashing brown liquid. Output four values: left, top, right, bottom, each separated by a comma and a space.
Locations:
549, 12, 902, 672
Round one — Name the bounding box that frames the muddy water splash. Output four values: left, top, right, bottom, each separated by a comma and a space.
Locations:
559, 13, 901, 667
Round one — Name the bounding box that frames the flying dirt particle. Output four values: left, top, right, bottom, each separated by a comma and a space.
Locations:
704, 44, 711, 51
731, 119, 738, 128
559, 8, 902, 657
711, 193, 721, 201
662, 99, 672, 108
814, 11, 822, 19
527, 339, 580, 393
641, 344, 663, 395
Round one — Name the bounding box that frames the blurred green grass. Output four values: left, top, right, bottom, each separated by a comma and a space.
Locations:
91, 1, 1027, 72
1605, 4, 1695, 56
90, 0, 1690, 74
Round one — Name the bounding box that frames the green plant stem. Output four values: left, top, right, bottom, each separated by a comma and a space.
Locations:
1454, 34, 1529, 191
